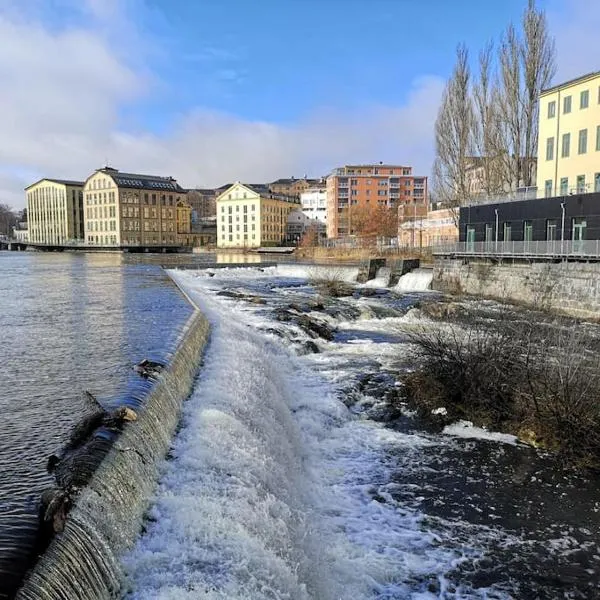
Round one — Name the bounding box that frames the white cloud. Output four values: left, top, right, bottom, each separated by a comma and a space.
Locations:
0, 0, 444, 209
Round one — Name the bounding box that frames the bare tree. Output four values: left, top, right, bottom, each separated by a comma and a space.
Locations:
433, 44, 475, 223
498, 1, 556, 190
0, 204, 17, 237
521, 0, 556, 187
472, 42, 506, 197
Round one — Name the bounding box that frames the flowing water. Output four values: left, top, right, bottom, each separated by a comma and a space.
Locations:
123, 265, 600, 599
395, 267, 433, 292
0, 252, 199, 598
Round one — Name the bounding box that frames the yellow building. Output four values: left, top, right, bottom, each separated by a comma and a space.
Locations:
216, 182, 300, 248
25, 178, 84, 244
537, 71, 600, 197
83, 167, 190, 246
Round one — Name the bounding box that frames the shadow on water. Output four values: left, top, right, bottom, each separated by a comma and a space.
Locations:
0, 252, 199, 599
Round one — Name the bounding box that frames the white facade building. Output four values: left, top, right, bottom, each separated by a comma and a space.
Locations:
300, 188, 327, 224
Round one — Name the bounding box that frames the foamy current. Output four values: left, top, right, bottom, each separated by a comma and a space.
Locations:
122, 266, 524, 599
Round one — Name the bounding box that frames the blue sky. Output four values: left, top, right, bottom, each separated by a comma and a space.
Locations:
125, 0, 539, 130
0, 0, 596, 207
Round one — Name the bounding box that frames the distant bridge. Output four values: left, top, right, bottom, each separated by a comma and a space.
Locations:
0, 240, 188, 253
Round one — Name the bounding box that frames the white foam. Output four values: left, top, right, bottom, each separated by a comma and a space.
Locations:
442, 421, 519, 445
395, 268, 433, 292
124, 268, 513, 599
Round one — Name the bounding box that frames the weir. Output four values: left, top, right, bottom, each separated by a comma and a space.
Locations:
16, 306, 210, 600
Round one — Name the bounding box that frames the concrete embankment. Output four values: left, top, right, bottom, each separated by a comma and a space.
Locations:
434, 257, 600, 320
16, 303, 210, 599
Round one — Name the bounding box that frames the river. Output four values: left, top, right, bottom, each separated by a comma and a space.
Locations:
3, 254, 600, 599
0, 251, 206, 598
123, 264, 600, 600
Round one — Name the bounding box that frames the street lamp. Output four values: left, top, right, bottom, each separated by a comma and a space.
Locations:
494, 208, 499, 251
560, 201, 566, 257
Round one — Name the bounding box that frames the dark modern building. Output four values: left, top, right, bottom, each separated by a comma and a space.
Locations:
459, 192, 600, 245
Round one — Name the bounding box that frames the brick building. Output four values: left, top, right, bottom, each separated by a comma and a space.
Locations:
326, 164, 427, 238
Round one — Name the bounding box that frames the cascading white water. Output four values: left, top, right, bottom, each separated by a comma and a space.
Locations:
362, 266, 391, 288
394, 268, 433, 292
123, 268, 474, 599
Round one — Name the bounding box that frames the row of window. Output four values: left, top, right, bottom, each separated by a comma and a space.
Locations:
87, 220, 116, 232
221, 204, 257, 213
547, 86, 600, 118
546, 126, 600, 159
222, 224, 256, 233
86, 207, 116, 219
468, 218, 587, 243
543, 173, 600, 197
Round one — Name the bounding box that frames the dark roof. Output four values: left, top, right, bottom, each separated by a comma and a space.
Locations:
541, 71, 600, 95
97, 168, 184, 192
270, 177, 320, 185
245, 184, 299, 203
218, 182, 300, 204
25, 178, 84, 190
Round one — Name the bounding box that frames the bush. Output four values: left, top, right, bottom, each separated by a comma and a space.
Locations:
307, 266, 354, 297
403, 314, 600, 470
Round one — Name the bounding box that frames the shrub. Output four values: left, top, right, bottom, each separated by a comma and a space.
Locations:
403, 314, 600, 470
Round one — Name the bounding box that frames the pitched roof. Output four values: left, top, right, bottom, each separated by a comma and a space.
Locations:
217, 182, 300, 204
541, 71, 600, 95
25, 178, 84, 190
98, 168, 184, 192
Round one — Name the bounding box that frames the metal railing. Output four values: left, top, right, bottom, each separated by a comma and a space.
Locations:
433, 240, 600, 259
467, 183, 600, 207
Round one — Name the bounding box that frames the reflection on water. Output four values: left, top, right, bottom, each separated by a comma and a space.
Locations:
0, 251, 196, 598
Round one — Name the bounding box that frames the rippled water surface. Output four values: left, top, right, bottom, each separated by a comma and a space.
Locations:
0, 251, 203, 598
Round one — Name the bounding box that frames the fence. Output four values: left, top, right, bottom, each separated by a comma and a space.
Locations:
433, 240, 600, 259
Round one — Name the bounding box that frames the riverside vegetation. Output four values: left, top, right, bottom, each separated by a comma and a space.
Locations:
403, 301, 600, 471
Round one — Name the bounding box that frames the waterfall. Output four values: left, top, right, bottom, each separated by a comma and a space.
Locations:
16, 311, 210, 600
394, 268, 433, 292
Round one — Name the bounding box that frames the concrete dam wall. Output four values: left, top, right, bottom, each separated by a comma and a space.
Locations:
16, 307, 210, 599
434, 257, 600, 320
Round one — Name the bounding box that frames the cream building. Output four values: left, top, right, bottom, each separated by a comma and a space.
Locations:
26, 178, 84, 244
537, 71, 600, 197
216, 182, 300, 248
83, 167, 190, 246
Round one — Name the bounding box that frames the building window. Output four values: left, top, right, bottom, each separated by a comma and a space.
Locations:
547, 101, 556, 118
578, 129, 588, 154
485, 223, 493, 243
577, 175, 586, 194
572, 217, 587, 244
563, 95, 572, 114
581, 90, 589, 109
546, 137, 554, 160
596, 125, 600, 151
561, 133, 570, 158
560, 177, 568, 195
545, 179, 553, 197
523, 221, 533, 242
503, 222, 512, 242
546, 219, 557, 241
595, 173, 600, 193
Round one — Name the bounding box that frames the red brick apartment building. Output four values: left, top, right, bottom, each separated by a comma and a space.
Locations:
326, 164, 427, 238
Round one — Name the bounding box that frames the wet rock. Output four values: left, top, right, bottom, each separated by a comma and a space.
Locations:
300, 340, 320, 354
274, 307, 335, 341
354, 288, 379, 298
42, 394, 138, 539
134, 358, 165, 380
216, 290, 266, 304
419, 300, 464, 320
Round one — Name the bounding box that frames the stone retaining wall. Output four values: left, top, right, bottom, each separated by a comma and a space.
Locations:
434, 257, 600, 320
